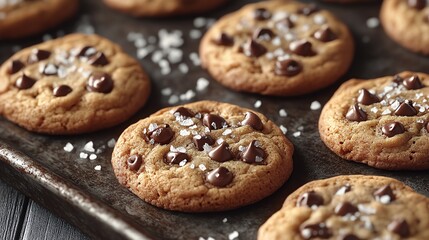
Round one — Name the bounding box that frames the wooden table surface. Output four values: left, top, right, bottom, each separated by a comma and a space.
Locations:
0, 180, 88, 240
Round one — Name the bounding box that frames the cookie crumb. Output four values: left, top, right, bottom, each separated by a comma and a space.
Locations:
107, 138, 116, 148
279, 109, 287, 117
310, 101, 321, 110
254, 100, 262, 108
366, 17, 379, 29
228, 231, 239, 240
63, 142, 74, 152
94, 165, 101, 171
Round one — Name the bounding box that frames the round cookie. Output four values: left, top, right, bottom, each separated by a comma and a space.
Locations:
0, 0, 78, 39
319, 71, 429, 170
380, 0, 429, 55
258, 175, 429, 240
111, 101, 294, 212
0, 34, 151, 134
200, 1, 354, 96
103, 0, 228, 17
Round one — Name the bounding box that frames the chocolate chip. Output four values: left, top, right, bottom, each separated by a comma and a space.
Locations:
253, 28, 275, 40
289, 40, 316, 57
41, 63, 58, 76
15, 74, 36, 89
127, 154, 142, 171
403, 75, 424, 90
297, 5, 319, 16
357, 89, 379, 105
426, 122, 429, 132
340, 233, 360, 240
253, 8, 271, 20
148, 125, 174, 145
28, 49, 51, 63
408, 0, 426, 9
9, 60, 25, 74
297, 191, 324, 208
374, 185, 396, 203
193, 135, 215, 151
53, 85, 72, 97
300, 223, 331, 239
276, 17, 295, 29
313, 26, 337, 42
394, 101, 417, 116
88, 52, 109, 66
208, 142, 234, 162
243, 39, 267, 57
335, 202, 358, 216
78, 46, 97, 57
388, 219, 410, 237
203, 113, 227, 130
240, 140, 265, 163
241, 111, 263, 131
87, 72, 113, 93
382, 122, 405, 138
275, 59, 302, 76
173, 107, 194, 118
212, 32, 234, 46
346, 104, 367, 122
164, 152, 189, 164
206, 167, 234, 187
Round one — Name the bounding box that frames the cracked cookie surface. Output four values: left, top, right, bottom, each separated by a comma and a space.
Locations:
111, 101, 294, 212
0, 33, 151, 134
319, 71, 429, 170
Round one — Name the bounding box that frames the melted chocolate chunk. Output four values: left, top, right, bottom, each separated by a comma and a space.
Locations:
357, 89, 379, 105
374, 185, 396, 203
9, 60, 25, 74
28, 49, 51, 63
127, 154, 142, 171
335, 202, 358, 216
208, 142, 234, 162
289, 40, 316, 57
241, 111, 263, 131
274, 59, 302, 76
244, 39, 267, 57
41, 63, 58, 76
393, 74, 404, 84
297, 191, 324, 208
164, 152, 190, 164
88, 52, 109, 66
253, 8, 271, 20
240, 140, 265, 163
212, 32, 234, 46
313, 26, 337, 42
87, 72, 113, 93
193, 135, 215, 151
206, 167, 233, 187
382, 122, 405, 138
276, 17, 295, 29
203, 113, 227, 130
346, 104, 367, 122
173, 107, 194, 118
53, 85, 72, 97
394, 101, 417, 116
388, 219, 410, 237
403, 75, 424, 90
15, 74, 36, 89
253, 28, 275, 40
148, 125, 174, 145
340, 234, 360, 240
300, 223, 332, 239
78, 46, 97, 57
297, 5, 319, 16
408, 0, 426, 9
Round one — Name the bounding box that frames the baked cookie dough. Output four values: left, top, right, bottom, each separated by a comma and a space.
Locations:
0, 0, 78, 39
259, 175, 429, 240
103, 0, 228, 17
380, 0, 429, 55
200, 1, 354, 96
111, 101, 294, 212
0, 34, 151, 134
319, 72, 429, 170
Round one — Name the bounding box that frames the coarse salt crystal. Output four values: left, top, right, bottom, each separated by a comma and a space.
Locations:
381, 109, 392, 115
310, 101, 321, 110
297, 126, 304, 131
63, 143, 74, 152
189, 29, 202, 39
193, 17, 206, 28
137, 47, 154, 59
190, 163, 195, 169
222, 218, 228, 223
203, 143, 212, 153
179, 160, 187, 167
196, 77, 210, 91
83, 141, 95, 152
89, 154, 97, 160
178, 118, 194, 126
178, 63, 189, 74
94, 165, 101, 171
293, 131, 301, 137
370, 107, 378, 113
107, 138, 116, 148
161, 88, 172, 96
168, 48, 183, 64
134, 38, 147, 48
313, 15, 326, 25
222, 129, 232, 136
189, 52, 200, 66
79, 152, 88, 159
254, 100, 262, 108
228, 231, 239, 240
366, 17, 379, 28
168, 95, 179, 105
280, 125, 288, 134
179, 90, 196, 101
148, 123, 158, 132
180, 129, 191, 136
279, 109, 287, 117
199, 164, 207, 171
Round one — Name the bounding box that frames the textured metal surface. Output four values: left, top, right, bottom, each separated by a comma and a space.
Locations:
0, 0, 428, 239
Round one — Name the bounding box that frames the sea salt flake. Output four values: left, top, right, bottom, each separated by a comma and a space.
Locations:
280, 125, 288, 134
272, 37, 281, 46
107, 138, 116, 148
228, 231, 239, 240
63, 143, 74, 152
370, 107, 378, 113
168, 95, 179, 105
161, 88, 172, 96
79, 152, 88, 159
222, 218, 228, 223
196, 77, 210, 91
238, 146, 245, 152
297, 126, 304, 131
179, 160, 187, 167
189, 52, 200, 66
190, 163, 196, 169
199, 164, 207, 171
94, 165, 101, 171
313, 15, 326, 25
180, 129, 191, 136
222, 129, 232, 136
279, 109, 287, 117
148, 123, 158, 132
255, 156, 263, 163
310, 101, 321, 110
193, 17, 207, 28
358, 204, 376, 214
293, 131, 301, 137
180, 90, 196, 101
83, 141, 95, 152
381, 109, 392, 115
379, 195, 391, 204
178, 63, 189, 74
366, 17, 380, 28
168, 48, 183, 64
190, 29, 202, 39
178, 118, 194, 126
254, 100, 262, 108
89, 154, 97, 160
137, 47, 154, 59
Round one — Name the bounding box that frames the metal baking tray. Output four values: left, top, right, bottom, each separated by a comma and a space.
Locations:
0, 0, 428, 239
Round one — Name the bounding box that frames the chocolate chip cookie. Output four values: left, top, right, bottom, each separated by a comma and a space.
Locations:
380, 0, 429, 55
103, 0, 228, 17
0, 0, 78, 39
200, 1, 354, 96
319, 71, 429, 170
111, 101, 294, 212
258, 175, 429, 240
0, 34, 151, 134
